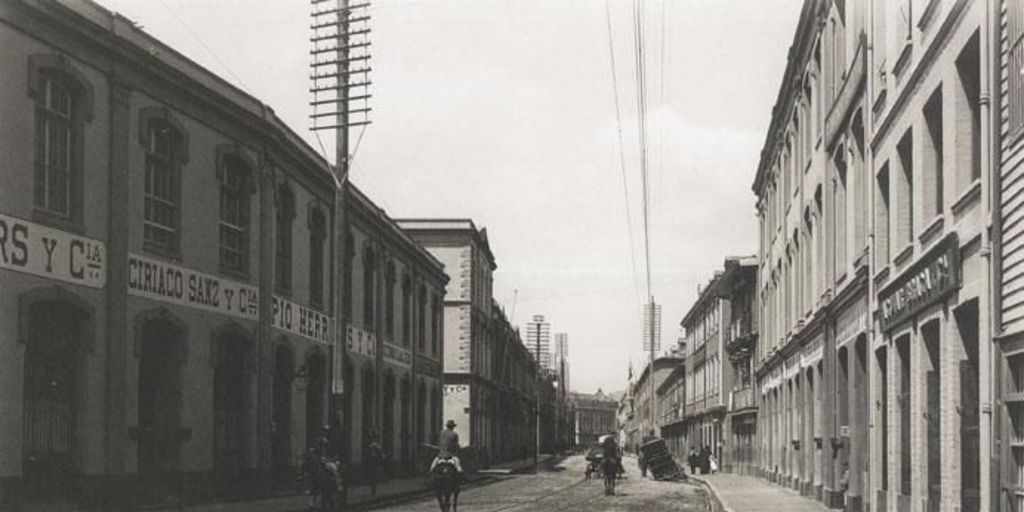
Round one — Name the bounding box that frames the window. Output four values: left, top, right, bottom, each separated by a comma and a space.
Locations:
956, 33, 982, 189
402, 276, 411, 345
385, 264, 396, 339
219, 155, 251, 274
922, 320, 941, 510
143, 120, 182, 253
834, 151, 848, 274
923, 88, 944, 220
432, 295, 441, 355
876, 163, 891, 265
309, 209, 326, 308
34, 75, 74, 217
896, 130, 914, 246
275, 186, 294, 292
362, 247, 376, 331
418, 286, 427, 351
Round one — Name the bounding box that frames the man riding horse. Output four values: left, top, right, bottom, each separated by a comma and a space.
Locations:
429, 420, 462, 512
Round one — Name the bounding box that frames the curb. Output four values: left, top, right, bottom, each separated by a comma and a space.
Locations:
686, 474, 734, 512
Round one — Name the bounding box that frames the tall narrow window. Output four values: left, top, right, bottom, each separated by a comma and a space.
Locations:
956, 32, 982, 189
876, 163, 891, 265
362, 247, 376, 331
402, 276, 411, 345
275, 186, 294, 292
34, 76, 74, 217
309, 209, 325, 309
923, 88, 944, 220
418, 286, 427, 351
143, 120, 181, 253
896, 130, 914, 246
834, 152, 848, 275
958, 301, 980, 512
219, 156, 251, 274
877, 346, 889, 491
384, 264, 395, 339
432, 295, 441, 355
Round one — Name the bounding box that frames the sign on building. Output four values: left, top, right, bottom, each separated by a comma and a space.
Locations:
0, 212, 106, 288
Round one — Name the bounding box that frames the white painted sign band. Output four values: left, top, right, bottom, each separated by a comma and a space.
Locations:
0, 213, 106, 288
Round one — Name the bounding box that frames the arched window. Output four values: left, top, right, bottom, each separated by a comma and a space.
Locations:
384, 263, 396, 339
309, 208, 326, 308
417, 285, 427, 350
402, 275, 412, 345
218, 153, 252, 274
275, 186, 295, 293
362, 246, 376, 331
140, 112, 186, 255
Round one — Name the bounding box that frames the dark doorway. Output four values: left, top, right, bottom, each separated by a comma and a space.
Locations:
400, 378, 411, 467
383, 373, 396, 462
272, 345, 293, 472
23, 300, 84, 501
213, 334, 249, 478
138, 318, 185, 480
362, 366, 375, 462
957, 301, 980, 512
305, 353, 326, 450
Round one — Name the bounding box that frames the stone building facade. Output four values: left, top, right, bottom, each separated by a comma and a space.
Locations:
751, 1, 993, 511
0, 1, 447, 509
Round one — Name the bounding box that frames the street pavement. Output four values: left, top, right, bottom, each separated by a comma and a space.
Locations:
693, 473, 829, 512
373, 454, 708, 512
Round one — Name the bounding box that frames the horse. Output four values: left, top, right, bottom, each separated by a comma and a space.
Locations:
601, 457, 618, 496
300, 451, 344, 512
430, 458, 460, 512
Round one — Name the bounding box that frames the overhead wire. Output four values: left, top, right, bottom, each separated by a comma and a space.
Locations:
632, 0, 653, 304
605, 0, 643, 308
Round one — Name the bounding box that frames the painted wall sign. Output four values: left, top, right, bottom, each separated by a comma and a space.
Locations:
127, 253, 331, 344
877, 234, 961, 332
0, 212, 106, 288
444, 384, 469, 395
346, 324, 376, 358
383, 342, 412, 369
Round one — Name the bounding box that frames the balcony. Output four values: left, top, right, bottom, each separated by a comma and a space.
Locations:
730, 386, 755, 412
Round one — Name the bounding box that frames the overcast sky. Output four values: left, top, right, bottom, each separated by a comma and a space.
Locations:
106, 0, 802, 394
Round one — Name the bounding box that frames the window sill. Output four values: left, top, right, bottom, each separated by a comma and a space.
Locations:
951, 179, 982, 217
143, 240, 182, 262
32, 208, 84, 235
917, 215, 944, 247
893, 243, 914, 268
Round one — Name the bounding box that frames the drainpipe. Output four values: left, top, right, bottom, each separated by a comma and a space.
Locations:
979, 0, 996, 510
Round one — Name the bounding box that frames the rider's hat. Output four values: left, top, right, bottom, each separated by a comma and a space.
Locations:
446, 419, 457, 428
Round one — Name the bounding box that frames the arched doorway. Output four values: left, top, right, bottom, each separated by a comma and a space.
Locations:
137, 316, 185, 480
213, 332, 249, 478
305, 352, 326, 450
272, 345, 293, 472
400, 377, 411, 467
23, 299, 86, 500
361, 366, 375, 462
383, 372, 396, 462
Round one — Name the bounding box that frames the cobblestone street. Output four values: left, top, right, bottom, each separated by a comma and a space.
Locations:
373, 455, 707, 512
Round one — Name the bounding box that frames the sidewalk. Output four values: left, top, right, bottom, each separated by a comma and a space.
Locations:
142, 455, 554, 512
690, 473, 828, 512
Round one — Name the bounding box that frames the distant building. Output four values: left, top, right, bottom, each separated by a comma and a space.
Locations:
525, 314, 552, 369
571, 390, 618, 447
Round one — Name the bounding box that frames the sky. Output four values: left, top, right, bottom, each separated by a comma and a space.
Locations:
104, 0, 802, 395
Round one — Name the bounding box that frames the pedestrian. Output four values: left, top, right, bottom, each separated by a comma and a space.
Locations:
708, 452, 719, 474
638, 448, 647, 478
687, 447, 698, 475
366, 428, 384, 496
700, 445, 711, 475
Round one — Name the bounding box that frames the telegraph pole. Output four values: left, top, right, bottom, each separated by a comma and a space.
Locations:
310, 0, 371, 473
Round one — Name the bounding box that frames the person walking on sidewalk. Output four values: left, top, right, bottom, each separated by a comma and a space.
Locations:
366, 428, 385, 496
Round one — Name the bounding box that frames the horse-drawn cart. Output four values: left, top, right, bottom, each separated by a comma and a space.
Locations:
639, 438, 684, 481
